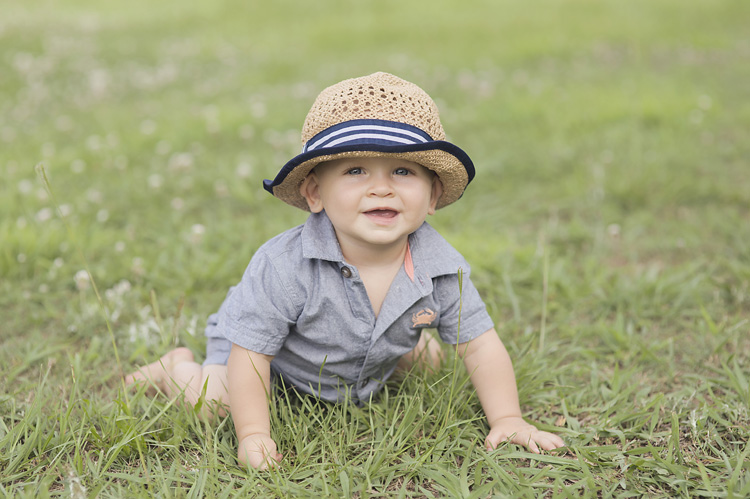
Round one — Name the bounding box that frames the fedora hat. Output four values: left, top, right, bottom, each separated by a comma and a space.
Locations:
263, 72, 475, 210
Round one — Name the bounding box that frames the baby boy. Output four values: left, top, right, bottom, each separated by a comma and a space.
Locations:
127, 72, 564, 469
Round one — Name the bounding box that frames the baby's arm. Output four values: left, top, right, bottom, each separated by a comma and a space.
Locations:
457, 328, 565, 453
227, 344, 282, 469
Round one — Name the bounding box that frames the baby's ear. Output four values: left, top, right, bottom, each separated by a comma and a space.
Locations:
428, 177, 443, 215
300, 173, 324, 213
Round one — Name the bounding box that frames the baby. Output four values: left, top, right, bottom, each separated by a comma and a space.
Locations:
126, 72, 564, 469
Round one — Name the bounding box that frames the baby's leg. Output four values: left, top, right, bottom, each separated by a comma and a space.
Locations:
125, 347, 229, 418
397, 331, 444, 373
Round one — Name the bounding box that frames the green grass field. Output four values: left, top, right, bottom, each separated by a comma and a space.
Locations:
2, 0, 749, 496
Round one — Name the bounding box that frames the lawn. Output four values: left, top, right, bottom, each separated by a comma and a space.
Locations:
1, 0, 749, 496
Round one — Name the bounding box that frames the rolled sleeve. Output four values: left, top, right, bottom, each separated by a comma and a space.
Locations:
435, 271, 495, 345
218, 250, 298, 356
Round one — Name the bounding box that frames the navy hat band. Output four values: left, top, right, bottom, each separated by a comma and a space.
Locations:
302, 119, 433, 154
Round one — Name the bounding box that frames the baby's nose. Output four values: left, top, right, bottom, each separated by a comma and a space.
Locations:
367, 174, 394, 196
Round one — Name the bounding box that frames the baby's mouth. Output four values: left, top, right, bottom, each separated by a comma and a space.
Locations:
364, 209, 398, 219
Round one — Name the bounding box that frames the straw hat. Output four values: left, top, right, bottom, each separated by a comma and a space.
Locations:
263, 72, 475, 210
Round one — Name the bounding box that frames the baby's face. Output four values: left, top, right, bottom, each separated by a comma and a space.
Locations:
300, 157, 442, 252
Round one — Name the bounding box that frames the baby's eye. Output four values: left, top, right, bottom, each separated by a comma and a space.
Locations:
346, 167, 363, 175
394, 168, 411, 176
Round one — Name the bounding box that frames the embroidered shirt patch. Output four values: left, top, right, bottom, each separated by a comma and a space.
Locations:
411, 308, 436, 328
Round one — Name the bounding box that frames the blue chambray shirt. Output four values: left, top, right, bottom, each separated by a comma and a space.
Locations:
206, 211, 495, 404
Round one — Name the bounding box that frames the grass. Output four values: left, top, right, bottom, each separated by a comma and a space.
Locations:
2, 0, 749, 496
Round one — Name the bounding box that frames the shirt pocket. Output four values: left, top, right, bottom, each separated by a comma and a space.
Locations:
407, 296, 441, 329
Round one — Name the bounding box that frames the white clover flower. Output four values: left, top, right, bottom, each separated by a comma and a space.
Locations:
147, 174, 163, 189
689, 109, 703, 125
179, 176, 194, 189
251, 101, 266, 118
67, 469, 87, 499
1, 126, 17, 142
156, 140, 171, 155
114, 280, 131, 295
114, 155, 128, 170
13, 52, 34, 73
127, 309, 161, 345
59, 204, 72, 217
96, 209, 109, 222
292, 81, 315, 99
17, 179, 33, 194
140, 119, 156, 135
114, 241, 126, 252
35, 207, 53, 222
238, 124, 254, 140
202, 105, 219, 120
127, 323, 139, 343
214, 180, 229, 197
74, 270, 90, 291
697, 94, 712, 110
88, 68, 109, 96
205, 119, 220, 134
131, 257, 145, 276
190, 224, 206, 244
168, 152, 194, 171
55, 115, 73, 131
184, 315, 199, 336
236, 161, 252, 178
71, 159, 86, 174
86, 135, 103, 151
86, 189, 103, 204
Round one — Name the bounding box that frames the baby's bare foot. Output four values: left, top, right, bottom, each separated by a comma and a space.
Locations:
125, 347, 195, 393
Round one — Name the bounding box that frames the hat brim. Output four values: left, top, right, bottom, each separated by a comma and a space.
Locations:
264, 141, 475, 211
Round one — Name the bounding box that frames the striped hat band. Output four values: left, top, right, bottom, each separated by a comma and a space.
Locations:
302, 119, 432, 153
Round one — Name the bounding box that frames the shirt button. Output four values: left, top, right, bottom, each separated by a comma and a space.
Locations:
341, 266, 352, 278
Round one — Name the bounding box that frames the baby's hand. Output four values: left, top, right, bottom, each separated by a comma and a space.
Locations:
238, 433, 282, 470
485, 416, 565, 454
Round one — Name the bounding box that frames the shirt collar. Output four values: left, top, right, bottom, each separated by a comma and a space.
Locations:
408, 222, 469, 279
301, 211, 344, 262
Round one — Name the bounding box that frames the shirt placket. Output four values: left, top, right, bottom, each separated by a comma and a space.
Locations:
355, 266, 434, 402
337, 262, 378, 400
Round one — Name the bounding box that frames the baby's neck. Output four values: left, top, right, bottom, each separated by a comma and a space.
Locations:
339, 237, 409, 318
338, 236, 408, 271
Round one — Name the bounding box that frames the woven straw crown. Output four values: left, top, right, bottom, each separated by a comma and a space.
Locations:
301, 72, 446, 143
263, 72, 474, 210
